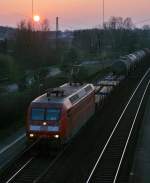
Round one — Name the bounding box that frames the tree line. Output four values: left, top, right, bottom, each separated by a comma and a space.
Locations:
1, 16, 150, 86
72, 17, 150, 60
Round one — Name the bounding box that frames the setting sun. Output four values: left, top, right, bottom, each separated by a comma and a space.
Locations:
33, 15, 40, 22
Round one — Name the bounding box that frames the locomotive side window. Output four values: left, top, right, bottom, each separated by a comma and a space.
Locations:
46, 109, 60, 121
31, 108, 45, 120
69, 94, 79, 104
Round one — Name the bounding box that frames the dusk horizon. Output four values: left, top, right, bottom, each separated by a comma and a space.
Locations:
0, 0, 150, 30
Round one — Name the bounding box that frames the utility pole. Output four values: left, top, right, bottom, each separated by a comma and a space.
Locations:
56, 16, 59, 33
56, 17, 59, 48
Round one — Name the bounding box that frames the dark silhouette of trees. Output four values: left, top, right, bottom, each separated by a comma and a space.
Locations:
14, 19, 53, 69
0, 38, 7, 54
0, 54, 15, 82
72, 17, 150, 59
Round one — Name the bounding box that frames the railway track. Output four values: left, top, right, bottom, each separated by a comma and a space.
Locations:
0, 140, 65, 183
86, 68, 150, 183
0, 140, 39, 183
32, 65, 150, 183
1, 61, 150, 183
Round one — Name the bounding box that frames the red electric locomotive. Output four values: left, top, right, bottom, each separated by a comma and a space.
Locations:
26, 83, 95, 144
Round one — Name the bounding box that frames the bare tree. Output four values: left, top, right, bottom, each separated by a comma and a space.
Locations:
123, 17, 134, 30
41, 19, 50, 32
105, 16, 134, 30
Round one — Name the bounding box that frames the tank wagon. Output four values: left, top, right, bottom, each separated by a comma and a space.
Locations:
111, 49, 149, 75
26, 83, 95, 143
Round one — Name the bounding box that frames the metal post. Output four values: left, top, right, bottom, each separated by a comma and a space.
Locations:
56, 17, 59, 33
56, 17, 59, 49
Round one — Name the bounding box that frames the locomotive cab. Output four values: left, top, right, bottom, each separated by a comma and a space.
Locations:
27, 107, 60, 140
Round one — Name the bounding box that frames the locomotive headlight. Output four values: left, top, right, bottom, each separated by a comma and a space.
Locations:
43, 122, 47, 126
54, 135, 59, 139
29, 133, 34, 138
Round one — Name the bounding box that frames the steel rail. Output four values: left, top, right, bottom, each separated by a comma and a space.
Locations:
2, 139, 40, 183
6, 157, 34, 183
113, 79, 150, 183
86, 68, 150, 183
0, 133, 25, 155
4, 145, 67, 183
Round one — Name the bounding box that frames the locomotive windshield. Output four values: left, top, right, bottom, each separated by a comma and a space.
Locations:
31, 108, 60, 121
46, 109, 60, 121
31, 108, 45, 120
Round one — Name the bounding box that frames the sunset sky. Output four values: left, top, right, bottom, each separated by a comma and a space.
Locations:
0, 0, 150, 30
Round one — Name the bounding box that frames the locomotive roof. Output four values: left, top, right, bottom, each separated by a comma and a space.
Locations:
32, 83, 94, 108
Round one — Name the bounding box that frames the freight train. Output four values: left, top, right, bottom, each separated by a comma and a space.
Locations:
111, 48, 150, 75
26, 49, 150, 144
